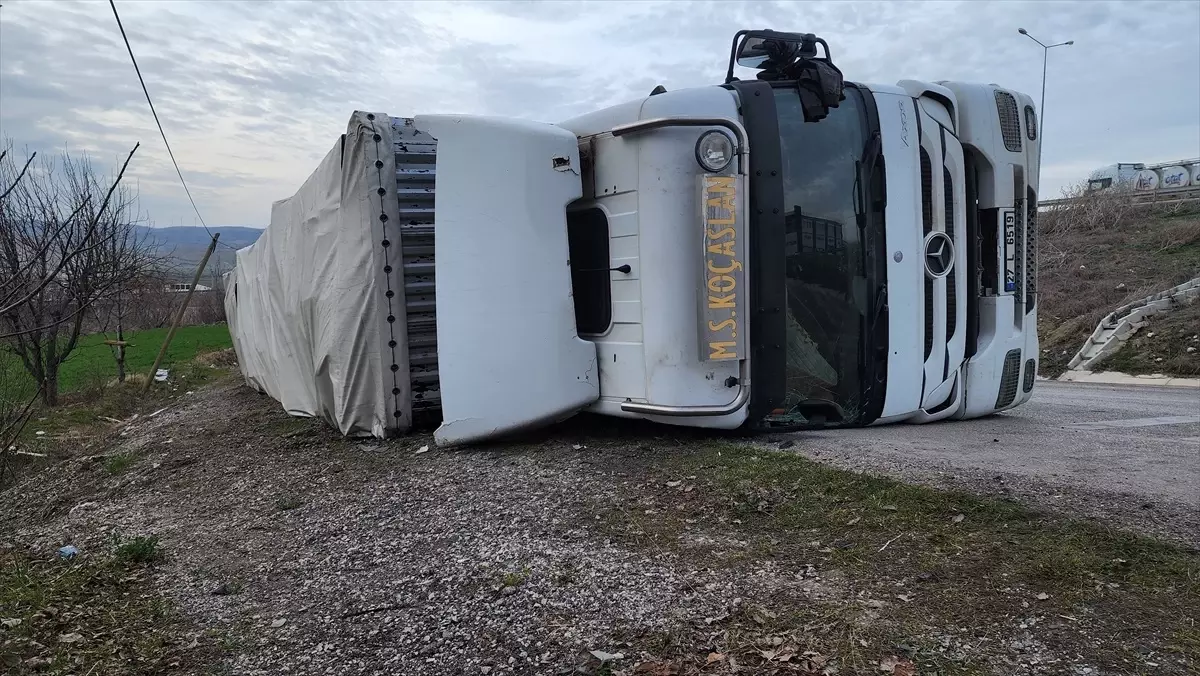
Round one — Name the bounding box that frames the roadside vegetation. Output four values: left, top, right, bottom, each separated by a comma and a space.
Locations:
1, 323, 233, 485
596, 440, 1199, 674
0, 142, 155, 407
1, 345, 234, 485
0, 324, 233, 403
1038, 185, 1200, 377
0, 535, 214, 674
0, 349, 236, 674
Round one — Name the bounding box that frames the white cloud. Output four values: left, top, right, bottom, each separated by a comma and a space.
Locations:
1, 0, 1197, 225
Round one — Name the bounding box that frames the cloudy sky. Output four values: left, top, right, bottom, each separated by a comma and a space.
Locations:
1, 0, 1197, 229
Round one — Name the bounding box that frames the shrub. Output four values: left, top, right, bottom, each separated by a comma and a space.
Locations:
113, 534, 163, 564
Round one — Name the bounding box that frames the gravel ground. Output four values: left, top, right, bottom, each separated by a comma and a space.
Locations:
3, 379, 1195, 674
2, 384, 832, 674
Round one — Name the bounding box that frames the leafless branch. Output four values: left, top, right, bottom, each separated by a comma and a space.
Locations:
0, 150, 35, 202
0, 381, 44, 486
0, 193, 94, 313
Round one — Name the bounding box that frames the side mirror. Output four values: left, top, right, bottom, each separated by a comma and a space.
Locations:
735, 36, 774, 68
725, 29, 829, 84
736, 35, 811, 68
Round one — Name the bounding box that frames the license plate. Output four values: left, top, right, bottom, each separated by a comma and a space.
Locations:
1002, 208, 1016, 292
700, 174, 744, 362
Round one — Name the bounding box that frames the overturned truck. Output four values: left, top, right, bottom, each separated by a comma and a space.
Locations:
226, 29, 1041, 446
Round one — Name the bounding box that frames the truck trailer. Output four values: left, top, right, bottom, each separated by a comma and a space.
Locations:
225, 29, 1041, 445
1087, 160, 1200, 192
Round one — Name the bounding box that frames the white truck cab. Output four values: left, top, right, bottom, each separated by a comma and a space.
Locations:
1087, 163, 1146, 191
226, 30, 1042, 444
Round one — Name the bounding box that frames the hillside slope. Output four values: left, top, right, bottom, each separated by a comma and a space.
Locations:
1037, 192, 1200, 377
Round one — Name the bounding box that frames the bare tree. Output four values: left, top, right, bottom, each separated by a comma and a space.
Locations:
90, 263, 170, 383
0, 140, 152, 406
128, 267, 184, 331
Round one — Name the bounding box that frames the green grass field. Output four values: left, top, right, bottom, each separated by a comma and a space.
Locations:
1, 324, 232, 400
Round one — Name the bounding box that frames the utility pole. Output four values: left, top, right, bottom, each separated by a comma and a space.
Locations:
1017, 28, 1074, 181
142, 233, 220, 394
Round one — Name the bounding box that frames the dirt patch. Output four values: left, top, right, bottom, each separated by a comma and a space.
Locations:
1038, 191, 1200, 377
1, 385, 1196, 675
193, 348, 238, 369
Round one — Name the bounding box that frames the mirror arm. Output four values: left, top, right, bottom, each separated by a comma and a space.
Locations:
815, 36, 832, 61
725, 29, 751, 84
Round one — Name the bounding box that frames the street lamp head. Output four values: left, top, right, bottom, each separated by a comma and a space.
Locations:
1066, 40, 1075, 45
1018, 27, 1028, 34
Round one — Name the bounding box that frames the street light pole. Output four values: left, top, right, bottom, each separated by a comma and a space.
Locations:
1018, 28, 1074, 176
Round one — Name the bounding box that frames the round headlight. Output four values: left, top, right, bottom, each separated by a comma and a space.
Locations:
695, 131, 734, 173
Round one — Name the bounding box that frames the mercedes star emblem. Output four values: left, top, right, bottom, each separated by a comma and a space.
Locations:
923, 231, 954, 278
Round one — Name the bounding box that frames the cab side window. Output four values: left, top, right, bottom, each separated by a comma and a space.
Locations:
566, 208, 612, 335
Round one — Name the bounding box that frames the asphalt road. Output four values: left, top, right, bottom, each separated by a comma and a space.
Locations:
776, 381, 1200, 541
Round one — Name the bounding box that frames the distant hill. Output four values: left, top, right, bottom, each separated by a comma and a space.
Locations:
137, 226, 263, 250
137, 226, 263, 282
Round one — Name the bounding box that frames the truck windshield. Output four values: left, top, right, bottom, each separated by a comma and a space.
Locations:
773, 86, 876, 426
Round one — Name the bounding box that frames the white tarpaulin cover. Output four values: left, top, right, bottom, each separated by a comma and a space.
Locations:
224, 112, 409, 437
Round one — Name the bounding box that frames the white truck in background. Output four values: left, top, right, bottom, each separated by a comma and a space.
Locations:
226, 29, 1042, 445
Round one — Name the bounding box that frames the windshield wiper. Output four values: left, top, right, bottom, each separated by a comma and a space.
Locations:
854, 130, 885, 392
861, 129, 882, 176
854, 130, 883, 228
860, 283, 888, 397
870, 283, 888, 348
856, 130, 887, 403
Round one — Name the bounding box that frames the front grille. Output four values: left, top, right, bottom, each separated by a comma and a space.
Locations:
921, 148, 933, 360
944, 168, 956, 341
1024, 105, 1038, 140
924, 279, 934, 360
946, 273, 957, 343
943, 169, 953, 240
995, 91, 1022, 152
1022, 359, 1036, 393
1012, 166, 1025, 321
995, 349, 1022, 408
1026, 187, 1038, 310
920, 149, 933, 236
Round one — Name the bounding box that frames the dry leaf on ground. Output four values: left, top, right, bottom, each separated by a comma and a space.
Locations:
878, 655, 917, 675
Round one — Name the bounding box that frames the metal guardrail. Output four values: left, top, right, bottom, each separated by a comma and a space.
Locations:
1040, 185, 1200, 210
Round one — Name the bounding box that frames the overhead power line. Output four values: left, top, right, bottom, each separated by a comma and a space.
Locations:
108, 0, 239, 251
